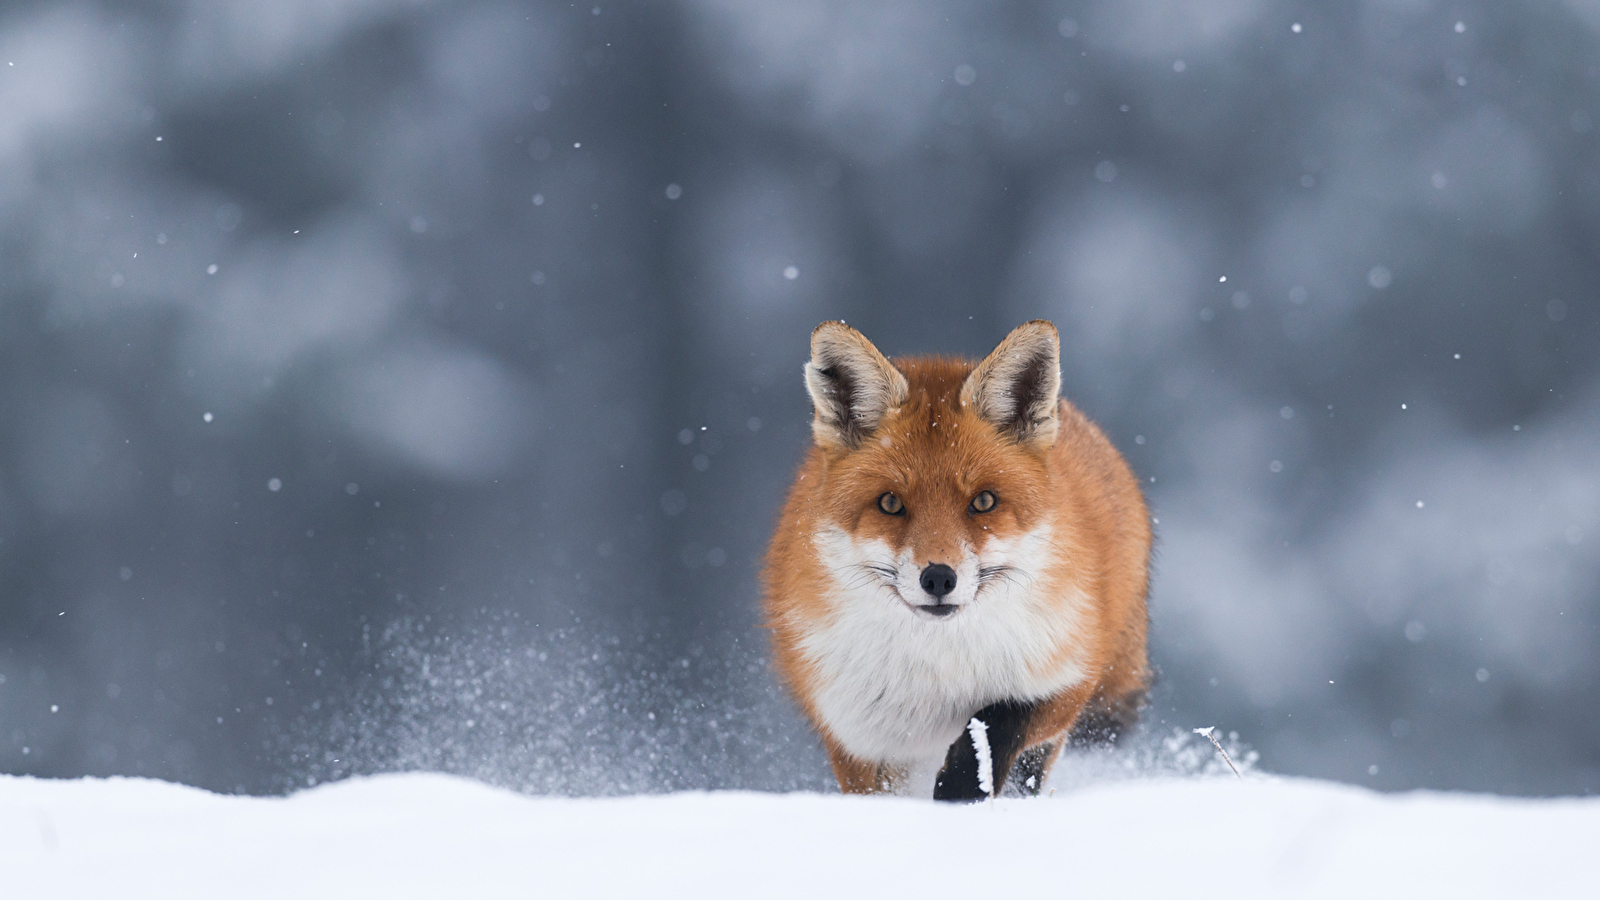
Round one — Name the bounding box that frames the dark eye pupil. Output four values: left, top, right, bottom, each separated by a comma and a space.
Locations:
972, 491, 995, 512
878, 493, 902, 515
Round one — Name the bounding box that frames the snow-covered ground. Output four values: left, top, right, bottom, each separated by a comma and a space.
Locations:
2, 772, 1595, 898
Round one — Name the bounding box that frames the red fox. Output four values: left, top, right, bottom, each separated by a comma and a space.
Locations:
763, 320, 1151, 801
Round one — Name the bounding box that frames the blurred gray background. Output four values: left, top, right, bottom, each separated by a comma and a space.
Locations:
1, 0, 1596, 796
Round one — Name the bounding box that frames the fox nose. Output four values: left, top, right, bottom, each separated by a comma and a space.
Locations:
919, 563, 957, 599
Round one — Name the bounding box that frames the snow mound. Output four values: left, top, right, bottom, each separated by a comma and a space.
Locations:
2, 772, 1595, 898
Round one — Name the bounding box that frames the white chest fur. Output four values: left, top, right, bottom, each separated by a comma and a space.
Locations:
798, 527, 1090, 774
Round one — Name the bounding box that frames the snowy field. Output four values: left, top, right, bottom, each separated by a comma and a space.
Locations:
2, 772, 1595, 899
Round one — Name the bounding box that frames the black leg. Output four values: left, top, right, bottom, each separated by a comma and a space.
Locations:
933, 700, 1035, 802
1007, 742, 1055, 797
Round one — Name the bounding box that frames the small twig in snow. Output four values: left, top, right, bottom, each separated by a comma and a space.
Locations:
1193, 726, 1242, 779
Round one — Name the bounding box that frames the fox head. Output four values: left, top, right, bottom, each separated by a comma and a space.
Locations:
802, 320, 1064, 619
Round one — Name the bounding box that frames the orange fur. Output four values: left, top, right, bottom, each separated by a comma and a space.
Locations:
762, 321, 1151, 796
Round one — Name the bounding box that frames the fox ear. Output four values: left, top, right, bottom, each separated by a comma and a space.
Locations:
960, 320, 1061, 450
804, 321, 909, 451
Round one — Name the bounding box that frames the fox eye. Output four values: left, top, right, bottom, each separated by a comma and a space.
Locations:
877, 492, 905, 516
969, 491, 997, 514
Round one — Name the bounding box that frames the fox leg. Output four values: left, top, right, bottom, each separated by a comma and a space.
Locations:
934, 683, 1094, 802
1008, 741, 1059, 796
933, 699, 1034, 801
825, 740, 900, 794
1070, 639, 1152, 748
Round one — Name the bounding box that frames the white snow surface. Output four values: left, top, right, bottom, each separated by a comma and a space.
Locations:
3, 772, 1596, 898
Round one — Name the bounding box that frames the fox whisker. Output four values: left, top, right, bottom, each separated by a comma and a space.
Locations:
841, 572, 877, 591
856, 562, 900, 581
976, 564, 1032, 596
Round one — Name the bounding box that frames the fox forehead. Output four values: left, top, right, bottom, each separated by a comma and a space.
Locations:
854, 427, 1003, 495
838, 360, 1028, 474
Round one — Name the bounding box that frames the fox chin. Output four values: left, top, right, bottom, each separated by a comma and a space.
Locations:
762, 320, 1151, 801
